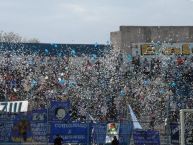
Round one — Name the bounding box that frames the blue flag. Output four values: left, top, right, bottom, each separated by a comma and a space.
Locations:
48, 100, 70, 122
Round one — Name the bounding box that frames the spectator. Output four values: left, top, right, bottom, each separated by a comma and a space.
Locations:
111, 136, 119, 145
54, 134, 63, 145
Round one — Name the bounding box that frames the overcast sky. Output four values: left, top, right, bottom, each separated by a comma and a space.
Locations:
0, 0, 193, 44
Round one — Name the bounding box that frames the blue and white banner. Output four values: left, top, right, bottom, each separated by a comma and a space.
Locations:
48, 100, 70, 121
31, 122, 47, 142
10, 114, 32, 142
31, 109, 48, 142
170, 123, 179, 144
92, 123, 107, 144
133, 130, 160, 145
0, 114, 17, 142
0, 114, 16, 121
0, 110, 48, 143
49, 123, 89, 143
119, 121, 133, 145
31, 109, 47, 122
0, 121, 13, 142
0, 101, 28, 113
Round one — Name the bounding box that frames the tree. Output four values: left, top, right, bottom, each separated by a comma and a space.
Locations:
0, 31, 39, 43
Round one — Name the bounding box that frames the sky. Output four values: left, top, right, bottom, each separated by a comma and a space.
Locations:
0, 0, 193, 44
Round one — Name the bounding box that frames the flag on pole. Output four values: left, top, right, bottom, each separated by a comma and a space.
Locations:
128, 105, 142, 129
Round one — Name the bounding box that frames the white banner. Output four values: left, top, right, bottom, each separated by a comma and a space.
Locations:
0, 101, 28, 113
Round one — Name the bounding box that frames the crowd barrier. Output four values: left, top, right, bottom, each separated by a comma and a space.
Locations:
1, 100, 186, 145
0, 120, 166, 145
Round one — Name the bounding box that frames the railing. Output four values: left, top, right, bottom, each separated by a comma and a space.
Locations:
0, 120, 174, 145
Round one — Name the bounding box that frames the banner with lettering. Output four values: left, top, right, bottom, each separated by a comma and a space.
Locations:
0, 101, 28, 113
133, 130, 160, 145
0, 113, 16, 121
31, 109, 47, 122
138, 43, 193, 55
0, 114, 16, 142
48, 100, 70, 122
49, 123, 89, 143
31, 109, 48, 142
170, 123, 179, 145
0, 121, 13, 142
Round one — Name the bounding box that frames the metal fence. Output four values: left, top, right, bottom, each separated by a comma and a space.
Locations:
0, 120, 175, 145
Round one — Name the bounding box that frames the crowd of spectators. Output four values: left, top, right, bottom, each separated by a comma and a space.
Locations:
0, 48, 193, 132
129, 54, 193, 130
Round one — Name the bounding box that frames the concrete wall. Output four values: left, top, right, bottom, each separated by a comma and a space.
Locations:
110, 31, 122, 52
111, 26, 193, 53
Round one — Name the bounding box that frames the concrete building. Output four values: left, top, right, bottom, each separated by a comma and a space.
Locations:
110, 26, 193, 56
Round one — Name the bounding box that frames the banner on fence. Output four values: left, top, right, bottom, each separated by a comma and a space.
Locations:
0, 114, 21, 142
0, 101, 28, 113
0, 113, 16, 121
105, 123, 120, 143
48, 100, 70, 121
50, 123, 88, 143
119, 121, 133, 145
31, 109, 47, 122
170, 123, 179, 144
10, 114, 32, 142
133, 130, 160, 145
31, 109, 48, 142
0, 121, 13, 142
92, 123, 107, 144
